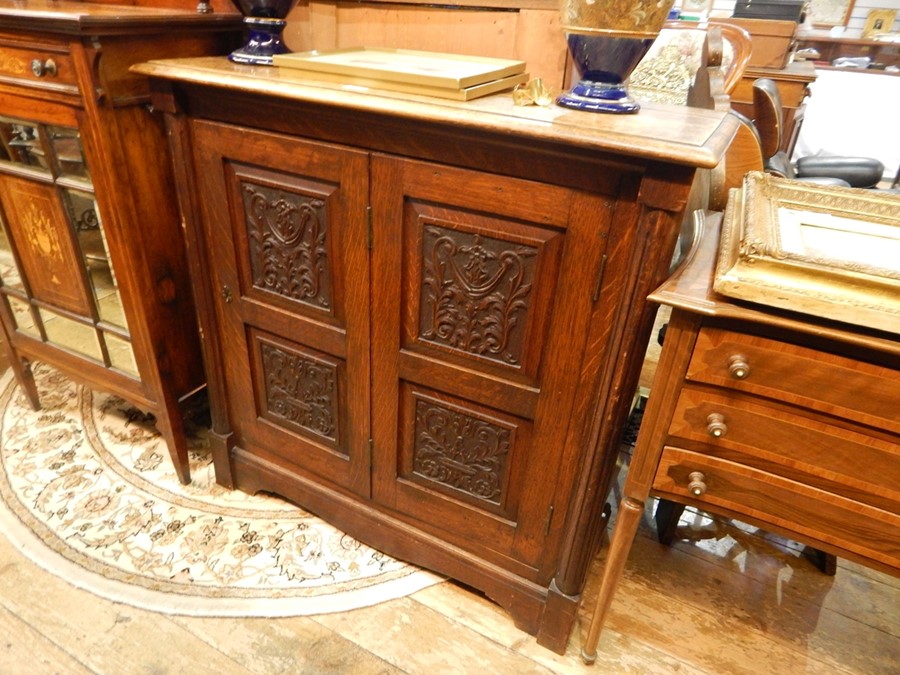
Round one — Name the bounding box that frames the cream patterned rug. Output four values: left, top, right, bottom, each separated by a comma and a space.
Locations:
0, 364, 441, 615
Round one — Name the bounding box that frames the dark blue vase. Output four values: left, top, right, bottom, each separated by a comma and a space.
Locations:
228, 0, 298, 66
557, 33, 656, 114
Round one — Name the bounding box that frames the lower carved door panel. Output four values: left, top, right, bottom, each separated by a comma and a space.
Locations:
191, 120, 372, 497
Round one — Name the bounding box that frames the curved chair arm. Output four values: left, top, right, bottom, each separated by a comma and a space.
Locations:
709, 21, 752, 95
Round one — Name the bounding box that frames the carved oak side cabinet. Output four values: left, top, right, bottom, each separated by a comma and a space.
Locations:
0, 2, 238, 483
137, 56, 739, 652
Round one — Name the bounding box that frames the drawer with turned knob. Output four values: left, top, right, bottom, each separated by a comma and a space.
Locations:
651, 448, 900, 567
0, 42, 78, 93
667, 385, 900, 514
686, 327, 900, 436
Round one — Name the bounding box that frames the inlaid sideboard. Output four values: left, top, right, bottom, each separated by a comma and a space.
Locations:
136, 56, 739, 652
0, 2, 239, 483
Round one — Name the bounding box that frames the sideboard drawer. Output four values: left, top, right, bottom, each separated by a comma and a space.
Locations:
653, 448, 900, 570
668, 386, 900, 515
0, 43, 78, 93
685, 327, 900, 435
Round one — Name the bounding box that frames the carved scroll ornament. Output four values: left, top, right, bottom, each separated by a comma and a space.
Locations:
419, 225, 536, 367
412, 397, 512, 505
243, 182, 331, 310
260, 340, 339, 446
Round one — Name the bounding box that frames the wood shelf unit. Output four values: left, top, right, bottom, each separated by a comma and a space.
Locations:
796, 34, 900, 69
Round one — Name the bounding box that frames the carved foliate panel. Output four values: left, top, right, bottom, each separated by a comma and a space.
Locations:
242, 181, 332, 310
419, 225, 536, 367
259, 339, 342, 450
410, 394, 515, 508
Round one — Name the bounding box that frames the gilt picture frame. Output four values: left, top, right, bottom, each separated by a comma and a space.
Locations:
862, 9, 897, 38
714, 172, 900, 335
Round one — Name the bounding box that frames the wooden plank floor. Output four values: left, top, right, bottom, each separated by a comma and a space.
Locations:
0, 351, 898, 673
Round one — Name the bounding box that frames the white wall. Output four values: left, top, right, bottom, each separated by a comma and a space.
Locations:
794, 69, 898, 181
705, 0, 900, 37
693, 0, 899, 182
844, 0, 900, 36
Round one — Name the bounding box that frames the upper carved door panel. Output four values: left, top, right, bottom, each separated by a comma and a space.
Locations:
191, 120, 371, 497
370, 155, 615, 577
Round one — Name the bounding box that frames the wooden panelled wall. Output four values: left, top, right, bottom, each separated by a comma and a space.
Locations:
282, 0, 570, 89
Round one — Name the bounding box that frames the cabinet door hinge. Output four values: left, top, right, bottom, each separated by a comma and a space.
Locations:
367, 206, 373, 250
544, 504, 555, 536
592, 253, 608, 303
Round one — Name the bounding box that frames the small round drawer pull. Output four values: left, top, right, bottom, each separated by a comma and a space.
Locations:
31, 58, 57, 78
706, 413, 728, 438
727, 354, 750, 379
688, 471, 707, 497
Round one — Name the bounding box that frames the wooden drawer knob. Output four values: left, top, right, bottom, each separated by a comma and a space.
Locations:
31, 58, 57, 78
706, 413, 728, 438
728, 354, 750, 379
688, 471, 707, 496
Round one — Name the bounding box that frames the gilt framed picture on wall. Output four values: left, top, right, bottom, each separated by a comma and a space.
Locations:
862, 9, 897, 38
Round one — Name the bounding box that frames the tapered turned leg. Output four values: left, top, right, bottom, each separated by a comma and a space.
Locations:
154, 391, 191, 485
581, 496, 645, 664
9, 355, 41, 410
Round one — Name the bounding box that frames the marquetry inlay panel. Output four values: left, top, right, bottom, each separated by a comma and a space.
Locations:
410, 393, 515, 507
0, 175, 93, 315
242, 181, 332, 310
259, 338, 341, 449
0, 53, 26, 75
418, 224, 536, 367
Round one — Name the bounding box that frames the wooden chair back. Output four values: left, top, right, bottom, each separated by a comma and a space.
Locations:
685, 27, 762, 209
630, 20, 752, 106
751, 78, 784, 160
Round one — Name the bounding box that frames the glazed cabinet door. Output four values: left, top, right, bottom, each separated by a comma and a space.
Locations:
0, 109, 138, 376
370, 155, 614, 578
191, 120, 371, 497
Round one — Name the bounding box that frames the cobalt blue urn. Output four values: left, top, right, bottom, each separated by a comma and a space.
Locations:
228, 0, 298, 65
557, 0, 676, 113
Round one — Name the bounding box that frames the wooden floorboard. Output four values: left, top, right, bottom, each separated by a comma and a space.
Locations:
0, 355, 898, 673
1, 493, 897, 673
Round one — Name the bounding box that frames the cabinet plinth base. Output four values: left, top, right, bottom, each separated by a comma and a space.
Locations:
228, 447, 579, 653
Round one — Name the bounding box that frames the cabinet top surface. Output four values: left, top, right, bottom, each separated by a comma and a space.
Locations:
0, 0, 239, 34
134, 56, 740, 169
653, 211, 900, 357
